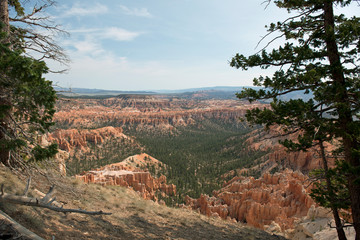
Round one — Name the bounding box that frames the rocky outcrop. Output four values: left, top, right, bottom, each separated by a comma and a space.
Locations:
37, 135, 68, 176
284, 206, 355, 240
76, 154, 176, 201
185, 170, 314, 231
47, 126, 129, 154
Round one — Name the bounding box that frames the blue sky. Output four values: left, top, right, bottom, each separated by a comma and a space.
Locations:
41, 1, 357, 91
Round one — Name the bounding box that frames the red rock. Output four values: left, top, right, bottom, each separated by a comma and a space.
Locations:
75, 155, 176, 201
244, 127, 338, 173
54, 98, 263, 132
47, 126, 127, 155
186, 169, 314, 231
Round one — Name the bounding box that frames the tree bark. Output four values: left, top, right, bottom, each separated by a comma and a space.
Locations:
0, 0, 11, 166
323, 1, 360, 239
0, 0, 9, 34
319, 140, 347, 240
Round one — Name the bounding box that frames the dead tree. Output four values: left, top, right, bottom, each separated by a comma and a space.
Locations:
7, 0, 69, 66
0, 177, 111, 215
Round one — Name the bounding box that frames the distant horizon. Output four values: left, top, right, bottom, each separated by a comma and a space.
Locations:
54, 85, 255, 93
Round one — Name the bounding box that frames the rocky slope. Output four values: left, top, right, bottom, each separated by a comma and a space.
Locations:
185, 170, 314, 231
76, 153, 176, 201
47, 126, 130, 154
0, 165, 286, 240
183, 126, 344, 238
287, 206, 355, 240
45, 125, 143, 175
234, 126, 337, 175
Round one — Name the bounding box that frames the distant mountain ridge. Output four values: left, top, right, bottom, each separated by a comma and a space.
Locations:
54, 86, 252, 95
54, 87, 157, 96
54, 86, 313, 101
155, 86, 252, 93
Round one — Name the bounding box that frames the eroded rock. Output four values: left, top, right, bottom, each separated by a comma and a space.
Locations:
186, 170, 314, 231
76, 154, 176, 201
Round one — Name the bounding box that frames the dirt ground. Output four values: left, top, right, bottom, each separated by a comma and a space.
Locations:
0, 164, 286, 240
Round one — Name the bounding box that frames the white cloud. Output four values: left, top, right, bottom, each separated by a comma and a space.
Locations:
72, 40, 104, 55
119, 5, 152, 18
103, 27, 142, 41
68, 28, 101, 34
69, 27, 142, 42
63, 3, 108, 17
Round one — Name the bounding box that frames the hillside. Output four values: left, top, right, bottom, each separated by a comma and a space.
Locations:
0, 165, 286, 240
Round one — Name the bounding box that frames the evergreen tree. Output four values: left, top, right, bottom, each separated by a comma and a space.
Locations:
0, 0, 66, 167
231, 0, 360, 239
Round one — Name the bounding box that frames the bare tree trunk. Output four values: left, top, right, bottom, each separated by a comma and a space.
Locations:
323, 2, 360, 239
319, 140, 347, 240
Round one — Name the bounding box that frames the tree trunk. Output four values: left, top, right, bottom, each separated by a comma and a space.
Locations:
319, 140, 347, 240
323, 2, 360, 239
0, 87, 12, 166
0, 0, 11, 166
0, 0, 9, 34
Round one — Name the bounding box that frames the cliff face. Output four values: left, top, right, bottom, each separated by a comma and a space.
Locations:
185, 169, 314, 231
76, 153, 176, 201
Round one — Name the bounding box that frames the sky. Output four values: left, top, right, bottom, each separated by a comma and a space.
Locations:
27, 0, 359, 91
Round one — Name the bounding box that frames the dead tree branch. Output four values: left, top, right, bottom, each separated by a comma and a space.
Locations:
0, 179, 112, 216
8, 0, 70, 65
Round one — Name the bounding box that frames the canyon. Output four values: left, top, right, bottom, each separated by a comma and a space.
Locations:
47, 94, 346, 239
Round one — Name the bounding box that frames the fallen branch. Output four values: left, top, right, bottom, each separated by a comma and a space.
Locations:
0, 179, 111, 216
0, 209, 44, 240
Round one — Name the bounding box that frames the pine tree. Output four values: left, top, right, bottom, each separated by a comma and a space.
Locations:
231, 1, 360, 239
0, 0, 66, 167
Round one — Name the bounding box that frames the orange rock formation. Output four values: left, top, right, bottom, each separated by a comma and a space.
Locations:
76, 154, 176, 201
47, 126, 128, 154
244, 127, 337, 173
185, 170, 314, 231
54, 97, 265, 131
